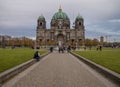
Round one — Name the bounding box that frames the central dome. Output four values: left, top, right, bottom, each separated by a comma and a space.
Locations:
52, 6, 69, 20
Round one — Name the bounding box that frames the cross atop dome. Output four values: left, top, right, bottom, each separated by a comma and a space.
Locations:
59, 5, 62, 12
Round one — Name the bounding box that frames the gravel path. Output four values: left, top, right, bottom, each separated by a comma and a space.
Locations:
2, 51, 118, 87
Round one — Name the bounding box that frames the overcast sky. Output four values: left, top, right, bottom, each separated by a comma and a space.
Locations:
0, 0, 120, 41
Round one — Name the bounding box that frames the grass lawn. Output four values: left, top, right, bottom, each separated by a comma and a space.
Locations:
73, 48, 120, 74
0, 48, 48, 73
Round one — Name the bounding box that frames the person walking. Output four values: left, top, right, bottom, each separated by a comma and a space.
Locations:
67, 45, 71, 52
50, 46, 53, 52
99, 45, 102, 51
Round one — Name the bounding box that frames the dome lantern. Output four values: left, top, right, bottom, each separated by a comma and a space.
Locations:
59, 5, 62, 12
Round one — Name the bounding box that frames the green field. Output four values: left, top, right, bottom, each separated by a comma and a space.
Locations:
0, 48, 48, 73
73, 48, 120, 74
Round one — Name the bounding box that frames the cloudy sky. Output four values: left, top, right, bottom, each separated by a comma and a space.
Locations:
0, 0, 120, 41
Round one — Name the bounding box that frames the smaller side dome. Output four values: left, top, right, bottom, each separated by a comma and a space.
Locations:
76, 14, 83, 20
38, 15, 45, 20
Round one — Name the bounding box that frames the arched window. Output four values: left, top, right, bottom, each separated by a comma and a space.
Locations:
40, 22, 42, 26
79, 22, 81, 26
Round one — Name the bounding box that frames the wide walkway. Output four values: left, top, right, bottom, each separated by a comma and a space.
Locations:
2, 51, 118, 87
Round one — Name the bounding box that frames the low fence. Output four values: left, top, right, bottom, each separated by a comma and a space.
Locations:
70, 51, 120, 86
0, 51, 50, 86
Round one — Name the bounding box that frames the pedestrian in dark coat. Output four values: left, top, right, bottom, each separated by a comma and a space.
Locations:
33, 51, 40, 61
67, 45, 71, 52
50, 47, 53, 52
99, 45, 102, 51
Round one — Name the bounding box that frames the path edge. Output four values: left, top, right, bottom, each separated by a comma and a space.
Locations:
70, 51, 120, 86
0, 51, 50, 86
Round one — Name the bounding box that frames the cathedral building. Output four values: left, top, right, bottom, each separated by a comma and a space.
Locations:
36, 6, 85, 47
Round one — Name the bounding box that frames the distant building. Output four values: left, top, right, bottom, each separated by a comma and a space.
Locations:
0, 35, 33, 47
0, 35, 11, 46
0, 35, 11, 41
36, 6, 85, 47
100, 36, 104, 44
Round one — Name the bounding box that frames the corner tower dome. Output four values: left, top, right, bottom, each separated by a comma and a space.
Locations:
76, 14, 83, 20
52, 6, 69, 20
38, 15, 45, 20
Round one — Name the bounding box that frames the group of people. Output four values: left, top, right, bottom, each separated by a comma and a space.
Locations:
96, 45, 102, 51
33, 46, 71, 61
58, 45, 71, 53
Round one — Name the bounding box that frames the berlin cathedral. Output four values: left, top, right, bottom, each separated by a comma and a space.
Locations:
36, 6, 85, 47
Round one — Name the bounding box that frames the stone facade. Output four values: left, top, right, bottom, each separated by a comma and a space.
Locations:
36, 7, 85, 47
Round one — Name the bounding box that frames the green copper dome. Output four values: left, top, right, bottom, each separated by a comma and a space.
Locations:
76, 14, 83, 20
52, 6, 69, 20
38, 15, 45, 20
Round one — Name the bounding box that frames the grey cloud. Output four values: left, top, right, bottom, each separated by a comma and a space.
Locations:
0, 0, 120, 41
108, 19, 120, 23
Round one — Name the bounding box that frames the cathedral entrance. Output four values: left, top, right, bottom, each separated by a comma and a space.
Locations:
57, 34, 64, 46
